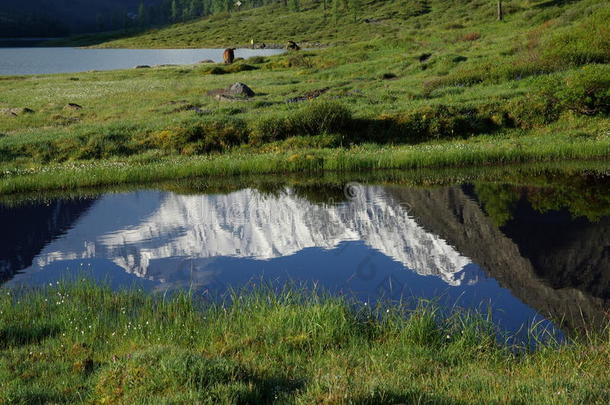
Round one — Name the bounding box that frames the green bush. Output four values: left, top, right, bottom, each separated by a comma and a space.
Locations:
148, 119, 248, 154
246, 56, 267, 64
376, 104, 497, 142
205, 64, 258, 75
503, 95, 560, 129
76, 132, 135, 159
538, 65, 610, 116
252, 101, 352, 143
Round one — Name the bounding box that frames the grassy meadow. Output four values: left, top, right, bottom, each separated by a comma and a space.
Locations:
0, 283, 608, 404
1, 0, 609, 192
1, 2, 610, 402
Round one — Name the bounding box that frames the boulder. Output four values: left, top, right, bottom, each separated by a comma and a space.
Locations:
227, 82, 255, 98
198, 59, 215, 64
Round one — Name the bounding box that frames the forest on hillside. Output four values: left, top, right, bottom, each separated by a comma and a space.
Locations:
0, 0, 336, 38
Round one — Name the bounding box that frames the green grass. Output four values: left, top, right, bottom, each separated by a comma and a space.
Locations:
1, 121, 609, 194
1, 282, 608, 404
1, 0, 608, 192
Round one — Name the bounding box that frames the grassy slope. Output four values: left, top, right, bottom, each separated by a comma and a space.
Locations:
1, 283, 608, 404
0, 0, 609, 194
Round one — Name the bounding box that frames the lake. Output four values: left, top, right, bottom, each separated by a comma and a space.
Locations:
2, 170, 608, 339
0, 47, 285, 76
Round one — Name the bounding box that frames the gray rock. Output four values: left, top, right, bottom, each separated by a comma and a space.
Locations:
227, 82, 255, 97
198, 59, 215, 64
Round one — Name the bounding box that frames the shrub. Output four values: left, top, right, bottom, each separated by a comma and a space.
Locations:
246, 56, 267, 64
76, 132, 134, 159
503, 95, 560, 129
252, 101, 352, 143
148, 119, 248, 154
373, 104, 497, 143
538, 65, 610, 116
265, 53, 316, 69
205, 64, 258, 75
208, 66, 227, 75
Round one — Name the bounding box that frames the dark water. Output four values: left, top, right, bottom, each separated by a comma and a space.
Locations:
0, 47, 284, 76
1, 175, 609, 338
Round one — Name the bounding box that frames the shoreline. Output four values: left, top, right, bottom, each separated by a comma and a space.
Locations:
1, 139, 609, 195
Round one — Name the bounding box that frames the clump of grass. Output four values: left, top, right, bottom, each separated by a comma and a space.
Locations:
537, 64, 610, 116
246, 55, 267, 64
459, 32, 481, 41
0, 282, 608, 404
203, 63, 258, 75
144, 118, 249, 155
265, 53, 317, 69
503, 64, 610, 128
252, 100, 353, 143
370, 104, 498, 142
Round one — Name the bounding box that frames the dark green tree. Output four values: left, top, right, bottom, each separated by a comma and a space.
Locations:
170, 0, 179, 22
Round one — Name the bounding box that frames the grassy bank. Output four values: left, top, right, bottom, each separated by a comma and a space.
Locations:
0, 283, 608, 404
1, 0, 609, 192
2, 159, 608, 206
2, 124, 609, 194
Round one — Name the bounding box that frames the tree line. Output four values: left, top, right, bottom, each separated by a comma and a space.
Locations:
0, 0, 366, 38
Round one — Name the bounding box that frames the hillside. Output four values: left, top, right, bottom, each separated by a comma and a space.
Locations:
83, 0, 609, 49
0, 0, 609, 193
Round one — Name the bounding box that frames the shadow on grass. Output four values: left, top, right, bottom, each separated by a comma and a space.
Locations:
3, 390, 69, 405
351, 389, 469, 405
0, 324, 60, 349
533, 0, 578, 9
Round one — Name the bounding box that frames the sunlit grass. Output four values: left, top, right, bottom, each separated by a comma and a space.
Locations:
0, 282, 608, 404
0, 0, 608, 194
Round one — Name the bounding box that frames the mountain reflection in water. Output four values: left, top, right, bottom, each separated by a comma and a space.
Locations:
1, 180, 608, 336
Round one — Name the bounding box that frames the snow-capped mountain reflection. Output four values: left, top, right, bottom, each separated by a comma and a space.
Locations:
29, 187, 476, 286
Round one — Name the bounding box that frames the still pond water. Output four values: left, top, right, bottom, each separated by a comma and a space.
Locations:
2, 173, 608, 339
0, 47, 284, 76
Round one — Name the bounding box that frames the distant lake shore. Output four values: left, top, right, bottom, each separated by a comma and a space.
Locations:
0, 47, 284, 75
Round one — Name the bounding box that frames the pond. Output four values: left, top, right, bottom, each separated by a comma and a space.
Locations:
0, 47, 285, 76
1, 169, 609, 340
